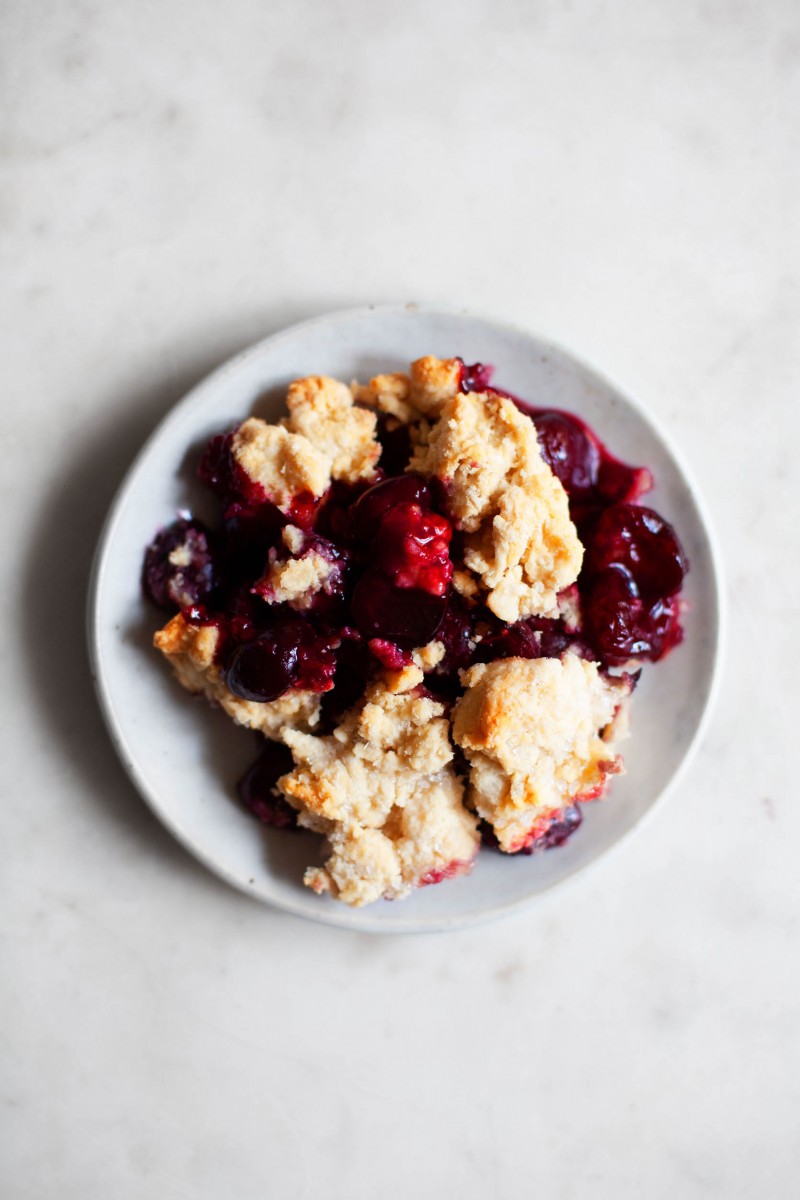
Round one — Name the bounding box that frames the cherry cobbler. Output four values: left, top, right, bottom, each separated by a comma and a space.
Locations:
142, 356, 688, 906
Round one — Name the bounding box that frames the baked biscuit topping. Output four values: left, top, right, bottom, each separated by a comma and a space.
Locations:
453, 655, 628, 852
232, 417, 331, 511
280, 675, 479, 905
409, 389, 583, 622
142, 355, 688, 907
283, 375, 381, 483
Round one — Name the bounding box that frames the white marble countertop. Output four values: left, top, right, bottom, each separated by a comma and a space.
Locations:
3, 2, 798, 1196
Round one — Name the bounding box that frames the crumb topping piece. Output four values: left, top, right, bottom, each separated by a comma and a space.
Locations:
409, 389, 583, 622
153, 612, 321, 739
452, 654, 627, 853
258, 526, 339, 610
353, 355, 462, 424
279, 673, 479, 906
352, 372, 416, 424
283, 375, 381, 483
408, 355, 462, 416
232, 417, 331, 511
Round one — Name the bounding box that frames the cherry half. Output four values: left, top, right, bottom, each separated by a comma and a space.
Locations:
351, 571, 447, 646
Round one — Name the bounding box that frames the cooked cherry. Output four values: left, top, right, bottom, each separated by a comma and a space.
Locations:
367, 639, 412, 669
375, 503, 453, 595
319, 633, 370, 726
349, 474, 433, 539
237, 744, 298, 829
583, 564, 680, 664
142, 518, 217, 611
224, 628, 301, 701
534, 410, 600, 494
196, 431, 236, 498
351, 571, 447, 646
477, 615, 572, 663
458, 360, 495, 393
433, 596, 476, 675
586, 504, 687, 598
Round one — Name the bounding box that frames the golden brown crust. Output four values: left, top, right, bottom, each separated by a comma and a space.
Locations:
452, 655, 628, 852
409, 389, 583, 621
232, 417, 331, 510
279, 674, 479, 906
283, 375, 380, 483
408, 355, 462, 416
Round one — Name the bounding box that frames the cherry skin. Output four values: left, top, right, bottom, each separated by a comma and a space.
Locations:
534, 411, 600, 494
351, 571, 447, 646
583, 564, 681, 665
586, 503, 688, 599
224, 627, 301, 702
349, 474, 433, 539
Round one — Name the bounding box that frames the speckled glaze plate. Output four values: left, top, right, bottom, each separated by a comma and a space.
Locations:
88, 305, 723, 932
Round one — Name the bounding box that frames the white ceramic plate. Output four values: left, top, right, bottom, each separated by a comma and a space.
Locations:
89, 305, 723, 932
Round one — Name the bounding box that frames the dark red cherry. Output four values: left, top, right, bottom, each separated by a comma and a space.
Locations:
584, 564, 681, 664
458, 360, 495, 393
477, 615, 572, 663
237, 744, 298, 829
142, 518, 217, 611
196, 431, 236, 497
197, 428, 269, 509
375, 503, 453, 595
224, 626, 302, 701
433, 597, 476, 675
587, 504, 688, 599
534, 410, 600, 494
349, 474, 433, 539
351, 571, 447, 646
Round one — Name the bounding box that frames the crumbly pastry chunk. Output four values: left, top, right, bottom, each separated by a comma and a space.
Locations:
259, 526, 338, 610
352, 372, 417, 424
232, 417, 331, 510
412, 640, 446, 672
352, 355, 462, 424
408, 355, 462, 416
409, 389, 583, 622
266, 552, 335, 608
153, 612, 321, 738
452, 655, 628, 853
279, 674, 480, 906
283, 375, 380, 483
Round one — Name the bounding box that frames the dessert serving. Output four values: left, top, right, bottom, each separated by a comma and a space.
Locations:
142, 356, 688, 907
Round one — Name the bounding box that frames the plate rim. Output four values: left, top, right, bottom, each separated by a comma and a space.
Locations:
87, 302, 726, 933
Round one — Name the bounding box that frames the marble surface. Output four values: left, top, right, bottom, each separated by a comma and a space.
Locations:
2, 2, 798, 1197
